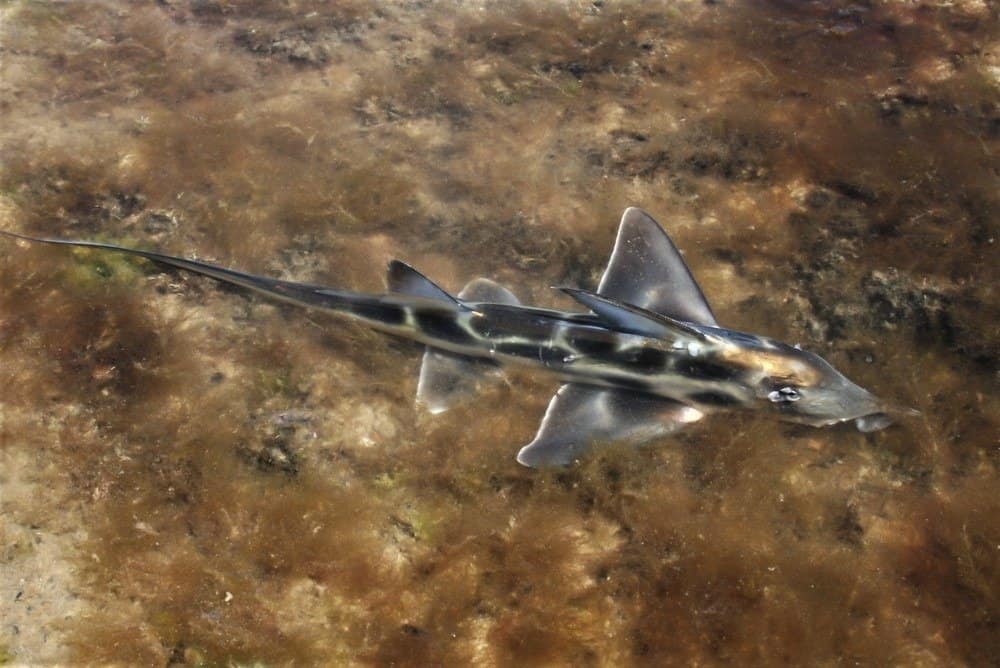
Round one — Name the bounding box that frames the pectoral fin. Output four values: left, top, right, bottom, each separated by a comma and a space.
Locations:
416, 351, 501, 414
516, 384, 704, 467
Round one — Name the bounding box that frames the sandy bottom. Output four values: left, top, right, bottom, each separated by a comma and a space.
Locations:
0, 0, 997, 664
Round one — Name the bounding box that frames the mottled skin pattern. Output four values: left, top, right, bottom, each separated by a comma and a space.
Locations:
0, 228, 793, 411
358, 297, 886, 429
355, 299, 747, 412
1, 216, 892, 465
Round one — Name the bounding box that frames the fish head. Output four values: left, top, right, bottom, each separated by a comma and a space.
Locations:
752, 346, 894, 432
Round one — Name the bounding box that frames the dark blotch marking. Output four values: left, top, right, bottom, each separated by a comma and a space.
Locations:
351, 300, 406, 325
762, 375, 799, 392
495, 342, 568, 365
568, 335, 618, 360
471, 307, 560, 341
675, 358, 741, 381
400, 623, 424, 637
415, 309, 473, 344
688, 391, 742, 407
620, 347, 669, 369
467, 314, 493, 337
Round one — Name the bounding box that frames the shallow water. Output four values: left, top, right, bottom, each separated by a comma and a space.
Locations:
0, 0, 997, 664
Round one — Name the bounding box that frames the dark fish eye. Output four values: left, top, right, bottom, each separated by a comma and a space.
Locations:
768, 386, 801, 403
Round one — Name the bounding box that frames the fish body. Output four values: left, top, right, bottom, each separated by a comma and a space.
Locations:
2, 208, 898, 466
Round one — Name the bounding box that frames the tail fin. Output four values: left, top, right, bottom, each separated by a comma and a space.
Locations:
1, 230, 362, 312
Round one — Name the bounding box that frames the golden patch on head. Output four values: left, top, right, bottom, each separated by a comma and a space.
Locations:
717, 346, 821, 386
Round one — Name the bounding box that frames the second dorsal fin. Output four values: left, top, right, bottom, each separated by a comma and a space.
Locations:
386, 260, 457, 303
598, 208, 718, 326
415, 276, 519, 413
456, 277, 520, 305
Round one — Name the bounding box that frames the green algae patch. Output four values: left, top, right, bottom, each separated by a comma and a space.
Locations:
60, 242, 151, 292
254, 367, 293, 398
371, 471, 398, 490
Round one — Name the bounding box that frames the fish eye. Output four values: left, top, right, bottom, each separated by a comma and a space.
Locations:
768, 386, 801, 403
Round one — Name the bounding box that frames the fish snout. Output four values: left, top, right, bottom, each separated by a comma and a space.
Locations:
824, 381, 891, 432
855, 412, 892, 432
854, 399, 920, 432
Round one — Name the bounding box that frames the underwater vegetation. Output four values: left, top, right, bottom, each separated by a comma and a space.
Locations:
0, 0, 997, 664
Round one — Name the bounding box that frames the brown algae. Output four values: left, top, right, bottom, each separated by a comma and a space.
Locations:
0, 0, 997, 664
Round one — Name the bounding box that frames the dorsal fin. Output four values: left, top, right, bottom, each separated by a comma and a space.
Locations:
558, 287, 709, 341
414, 277, 517, 414
386, 260, 456, 303
457, 277, 520, 304
598, 208, 718, 326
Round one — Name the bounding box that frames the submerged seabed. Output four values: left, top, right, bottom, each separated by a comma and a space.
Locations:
0, 0, 996, 664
